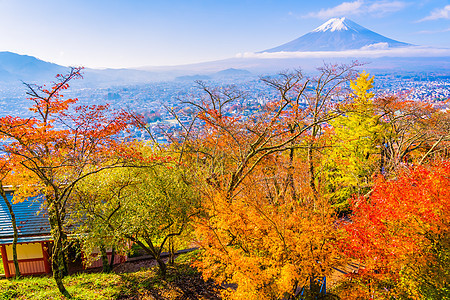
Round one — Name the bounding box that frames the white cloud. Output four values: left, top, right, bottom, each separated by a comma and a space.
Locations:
305, 1, 363, 19
416, 27, 450, 34
419, 5, 450, 22
360, 42, 389, 50
237, 46, 450, 59
304, 1, 406, 19
368, 1, 406, 14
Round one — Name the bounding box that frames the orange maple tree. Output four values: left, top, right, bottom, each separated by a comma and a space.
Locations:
339, 160, 450, 299
174, 65, 358, 299
0, 67, 139, 297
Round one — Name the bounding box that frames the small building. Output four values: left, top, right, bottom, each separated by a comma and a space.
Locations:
0, 190, 128, 278
0, 191, 52, 278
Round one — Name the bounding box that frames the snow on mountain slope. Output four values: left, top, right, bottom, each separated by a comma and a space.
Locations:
262, 17, 411, 52
313, 17, 352, 32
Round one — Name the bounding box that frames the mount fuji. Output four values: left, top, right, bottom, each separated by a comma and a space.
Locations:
262, 17, 411, 52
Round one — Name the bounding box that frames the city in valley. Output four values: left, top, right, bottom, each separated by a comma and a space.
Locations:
0, 70, 448, 144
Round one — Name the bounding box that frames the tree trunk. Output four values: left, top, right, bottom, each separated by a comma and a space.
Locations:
168, 236, 175, 265
50, 240, 70, 298
131, 238, 167, 278
156, 257, 167, 277
287, 126, 298, 201
48, 197, 71, 298
307, 122, 320, 208
307, 144, 319, 205
99, 244, 111, 273
53, 266, 71, 298
380, 137, 385, 174
109, 246, 115, 271
0, 184, 21, 278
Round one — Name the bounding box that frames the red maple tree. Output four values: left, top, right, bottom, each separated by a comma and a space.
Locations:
339, 160, 450, 299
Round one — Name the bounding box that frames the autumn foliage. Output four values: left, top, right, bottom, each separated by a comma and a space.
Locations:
0, 67, 141, 297
340, 161, 450, 299
194, 181, 343, 299
0, 66, 448, 299
174, 66, 361, 299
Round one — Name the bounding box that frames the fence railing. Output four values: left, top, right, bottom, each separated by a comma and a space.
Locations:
296, 276, 326, 300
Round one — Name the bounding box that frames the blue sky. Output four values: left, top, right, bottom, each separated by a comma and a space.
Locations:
0, 0, 449, 68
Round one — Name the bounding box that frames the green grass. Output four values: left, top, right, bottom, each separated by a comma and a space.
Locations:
0, 272, 122, 300
0, 255, 215, 300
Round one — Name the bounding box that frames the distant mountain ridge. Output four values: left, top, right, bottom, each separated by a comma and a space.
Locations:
0, 51, 161, 87
214, 68, 252, 77
0, 51, 257, 87
262, 17, 411, 52
175, 68, 253, 81
0, 51, 67, 83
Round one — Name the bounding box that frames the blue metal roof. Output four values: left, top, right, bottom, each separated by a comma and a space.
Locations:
0, 191, 51, 245
0, 235, 53, 245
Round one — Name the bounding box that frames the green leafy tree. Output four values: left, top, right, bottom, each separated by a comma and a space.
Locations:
71, 149, 199, 277
324, 71, 383, 210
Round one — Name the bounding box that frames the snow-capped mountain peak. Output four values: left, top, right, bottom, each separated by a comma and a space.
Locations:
261, 17, 411, 52
313, 17, 348, 32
